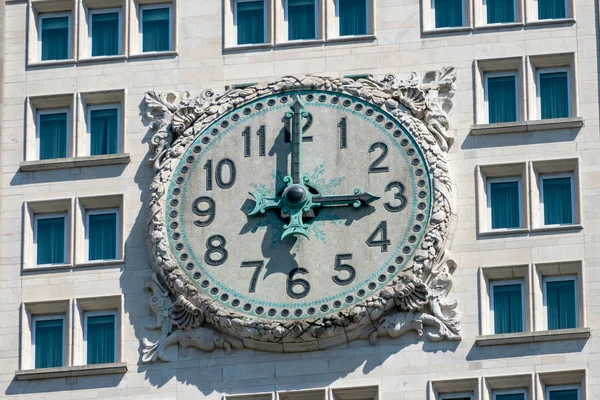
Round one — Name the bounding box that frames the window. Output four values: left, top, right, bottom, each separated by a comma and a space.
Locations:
337, 0, 369, 36
544, 277, 577, 330
286, 0, 317, 41
491, 281, 524, 334
537, 69, 570, 119
487, 177, 522, 230
32, 315, 65, 369
493, 390, 526, 400
141, 5, 172, 52
540, 173, 574, 226
432, 0, 463, 28
34, 214, 67, 266
440, 394, 473, 400
39, 13, 70, 61
37, 109, 69, 160
89, 9, 121, 57
545, 386, 579, 400
483, 0, 515, 24
88, 105, 120, 156
484, 72, 518, 123
84, 311, 117, 364
86, 209, 119, 261
235, 0, 266, 45
537, 0, 567, 20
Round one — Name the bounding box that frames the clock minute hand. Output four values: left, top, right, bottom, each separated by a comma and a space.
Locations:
286, 95, 308, 185
313, 190, 380, 208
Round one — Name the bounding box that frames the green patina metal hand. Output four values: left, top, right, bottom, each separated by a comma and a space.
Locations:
248, 95, 380, 240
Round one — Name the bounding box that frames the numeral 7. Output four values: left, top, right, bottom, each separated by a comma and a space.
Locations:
241, 261, 264, 293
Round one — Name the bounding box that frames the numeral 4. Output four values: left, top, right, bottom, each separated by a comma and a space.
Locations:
366, 221, 390, 252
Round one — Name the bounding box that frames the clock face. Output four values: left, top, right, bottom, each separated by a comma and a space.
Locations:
166, 91, 432, 321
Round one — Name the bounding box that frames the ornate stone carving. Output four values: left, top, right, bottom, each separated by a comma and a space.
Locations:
141, 71, 460, 361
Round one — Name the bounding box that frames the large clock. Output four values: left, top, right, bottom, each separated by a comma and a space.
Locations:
166, 90, 431, 320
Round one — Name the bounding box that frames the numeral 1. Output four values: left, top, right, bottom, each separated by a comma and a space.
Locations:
338, 117, 347, 149
242, 126, 266, 157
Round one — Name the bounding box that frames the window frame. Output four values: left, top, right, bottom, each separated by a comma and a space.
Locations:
539, 172, 575, 227
32, 314, 66, 369
545, 384, 579, 400
83, 310, 118, 365
431, 0, 465, 29
33, 213, 68, 267
490, 279, 525, 334
439, 393, 474, 400
492, 389, 527, 400
542, 275, 578, 330
37, 12, 72, 61
85, 208, 120, 262
284, 0, 318, 42
88, 7, 123, 57
36, 108, 71, 160
535, 67, 571, 120
483, 71, 519, 124
334, 0, 371, 37
486, 176, 523, 231
139, 3, 173, 53
86, 103, 121, 156
233, 0, 268, 46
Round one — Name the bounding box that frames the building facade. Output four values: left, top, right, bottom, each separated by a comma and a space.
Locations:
0, 0, 598, 399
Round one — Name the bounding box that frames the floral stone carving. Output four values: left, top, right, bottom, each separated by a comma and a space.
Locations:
141, 71, 461, 361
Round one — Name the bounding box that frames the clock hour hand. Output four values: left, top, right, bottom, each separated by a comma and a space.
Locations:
281, 209, 309, 240
247, 192, 282, 216
312, 190, 380, 208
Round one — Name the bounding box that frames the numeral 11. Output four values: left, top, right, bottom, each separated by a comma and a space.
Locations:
242, 126, 266, 157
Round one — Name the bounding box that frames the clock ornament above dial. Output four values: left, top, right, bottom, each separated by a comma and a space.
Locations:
143, 72, 461, 357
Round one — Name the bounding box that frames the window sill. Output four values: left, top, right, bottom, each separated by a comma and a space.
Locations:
476, 328, 591, 346
128, 50, 178, 60
326, 34, 377, 44
526, 18, 576, 28
74, 260, 125, 269
23, 264, 73, 273
15, 362, 127, 381
470, 117, 584, 135
274, 39, 325, 49
473, 22, 524, 31
20, 153, 130, 172
27, 59, 77, 69
422, 26, 472, 36
223, 43, 274, 53
531, 224, 583, 234
478, 227, 529, 237
78, 55, 128, 64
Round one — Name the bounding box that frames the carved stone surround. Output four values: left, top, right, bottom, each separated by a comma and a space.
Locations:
141, 70, 461, 361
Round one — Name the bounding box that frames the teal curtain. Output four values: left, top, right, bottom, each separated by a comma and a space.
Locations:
339, 0, 367, 36
87, 315, 116, 364
547, 280, 576, 330
41, 16, 69, 61
37, 217, 65, 265
89, 213, 117, 261
142, 8, 170, 52
543, 177, 572, 225
90, 108, 118, 155
549, 389, 578, 400
288, 0, 316, 40
237, 1, 265, 44
540, 71, 569, 119
92, 12, 119, 56
487, 0, 515, 23
496, 394, 525, 400
538, 0, 566, 19
493, 284, 523, 334
434, 0, 463, 28
35, 319, 63, 368
490, 181, 520, 229
39, 112, 68, 160
488, 75, 517, 123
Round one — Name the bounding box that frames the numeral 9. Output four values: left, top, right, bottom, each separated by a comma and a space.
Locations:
192, 196, 215, 227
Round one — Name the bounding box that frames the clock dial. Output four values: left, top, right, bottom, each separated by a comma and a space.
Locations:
166, 91, 431, 320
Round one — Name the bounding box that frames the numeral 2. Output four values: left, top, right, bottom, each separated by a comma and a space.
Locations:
368, 142, 389, 173
366, 221, 390, 252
